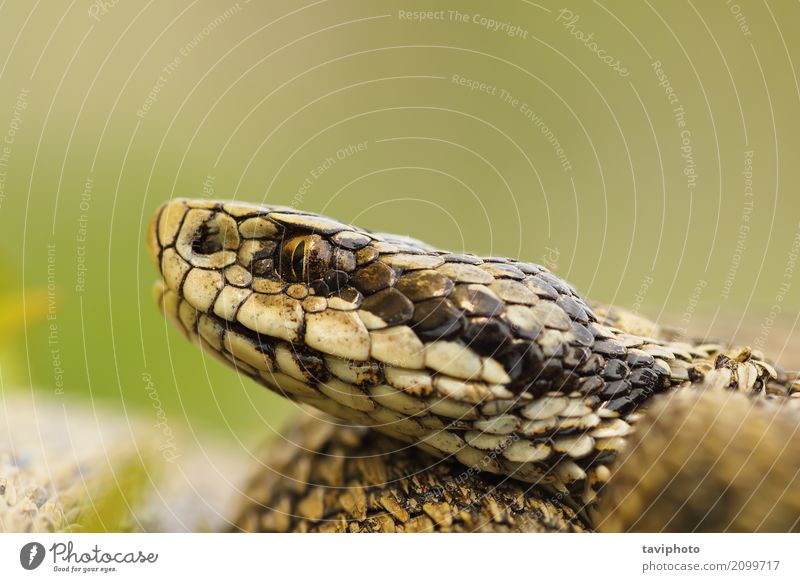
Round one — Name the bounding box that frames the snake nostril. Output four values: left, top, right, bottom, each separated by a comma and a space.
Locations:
191, 223, 224, 255
190, 213, 240, 256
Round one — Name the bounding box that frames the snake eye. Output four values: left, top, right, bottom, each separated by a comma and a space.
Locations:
281, 234, 332, 282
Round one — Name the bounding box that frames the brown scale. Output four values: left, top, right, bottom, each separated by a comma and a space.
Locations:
395, 269, 454, 301
350, 261, 396, 294
360, 288, 414, 325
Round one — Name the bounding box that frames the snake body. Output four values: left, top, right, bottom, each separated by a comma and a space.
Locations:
598, 389, 800, 532
233, 410, 585, 533
232, 392, 800, 532
148, 198, 798, 523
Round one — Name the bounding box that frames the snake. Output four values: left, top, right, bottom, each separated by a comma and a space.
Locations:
146, 197, 800, 531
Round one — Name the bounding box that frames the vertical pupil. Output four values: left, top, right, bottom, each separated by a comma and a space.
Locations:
281, 235, 332, 283
291, 240, 307, 281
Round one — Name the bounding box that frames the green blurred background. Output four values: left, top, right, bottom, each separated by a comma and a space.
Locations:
1, 0, 799, 446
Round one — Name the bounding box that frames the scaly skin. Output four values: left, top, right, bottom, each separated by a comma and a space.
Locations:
232, 388, 800, 532
233, 410, 586, 533
147, 198, 795, 516
597, 389, 800, 532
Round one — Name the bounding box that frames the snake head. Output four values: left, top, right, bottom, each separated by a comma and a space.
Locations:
147, 197, 689, 509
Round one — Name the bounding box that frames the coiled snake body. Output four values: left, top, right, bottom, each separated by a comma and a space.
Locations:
147, 198, 800, 531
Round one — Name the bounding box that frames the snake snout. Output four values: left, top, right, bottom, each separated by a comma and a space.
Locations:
147, 199, 194, 271
148, 198, 252, 296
